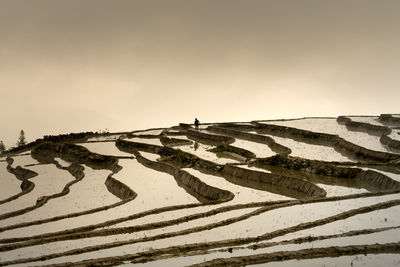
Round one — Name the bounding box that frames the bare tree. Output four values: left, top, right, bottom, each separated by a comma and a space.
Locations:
17, 130, 27, 147
0, 141, 5, 154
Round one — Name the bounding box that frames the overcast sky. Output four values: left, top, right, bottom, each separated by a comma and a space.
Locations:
1, 0, 399, 147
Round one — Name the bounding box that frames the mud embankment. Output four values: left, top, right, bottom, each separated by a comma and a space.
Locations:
2, 131, 113, 156
0, 197, 132, 234
0, 180, 34, 205
208, 144, 256, 161
116, 140, 233, 203
131, 149, 234, 204
253, 155, 400, 192
159, 147, 224, 174
190, 242, 400, 267
163, 131, 187, 137
334, 137, 400, 162
105, 176, 137, 201
5, 157, 38, 180
379, 114, 400, 126
0, 157, 36, 205
31, 142, 121, 172
337, 116, 392, 136
0, 161, 86, 221
5, 191, 400, 267
0, 151, 110, 221
1, 157, 84, 206
212, 122, 258, 131
116, 140, 163, 154
1, 156, 135, 224
254, 122, 400, 163
16, 188, 394, 247
116, 140, 326, 199
185, 129, 235, 146
0, 201, 292, 253
160, 136, 193, 146
207, 125, 291, 155
221, 164, 326, 198
0, 202, 209, 241
31, 142, 136, 202
72, 226, 400, 266
66, 162, 85, 179
337, 116, 400, 152
116, 139, 223, 174
254, 122, 337, 146
128, 133, 162, 139
380, 134, 400, 151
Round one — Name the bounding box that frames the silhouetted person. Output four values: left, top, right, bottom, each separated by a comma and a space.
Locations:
194, 142, 199, 151
194, 118, 200, 128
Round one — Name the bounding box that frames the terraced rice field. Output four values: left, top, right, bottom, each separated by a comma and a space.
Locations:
1, 114, 400, 266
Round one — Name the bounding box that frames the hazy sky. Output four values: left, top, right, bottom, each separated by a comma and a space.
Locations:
1, 0, 399, 147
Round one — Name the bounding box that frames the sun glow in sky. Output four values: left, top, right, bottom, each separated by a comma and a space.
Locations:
1, 0, 399, 147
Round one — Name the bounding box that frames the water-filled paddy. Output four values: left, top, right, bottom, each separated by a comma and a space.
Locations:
1, 116, 399, 267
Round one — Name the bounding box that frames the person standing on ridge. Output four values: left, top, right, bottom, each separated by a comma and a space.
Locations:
194, 118, 200, 128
